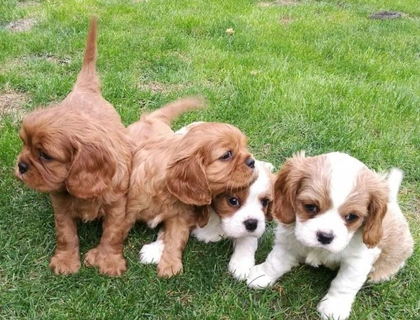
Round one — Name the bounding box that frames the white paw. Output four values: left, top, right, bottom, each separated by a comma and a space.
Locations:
229, 257, 254, 281
139, 240, 164, 265
247, 263, 277, 289
317, 295, 351, 320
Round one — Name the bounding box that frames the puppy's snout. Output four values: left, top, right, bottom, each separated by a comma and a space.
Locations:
18, 161, 29, 174
245, 157, 255, 169
316, 231, 334, 245
244, 219, 258, 232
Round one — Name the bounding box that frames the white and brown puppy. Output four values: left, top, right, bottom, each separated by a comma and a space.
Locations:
15, 19, 133, 276
140, 159, 275, 280
126, 105, 257, 278
247, 152, 414, 320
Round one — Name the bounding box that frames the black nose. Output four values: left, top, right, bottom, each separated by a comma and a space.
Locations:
244, 219, 258, 232
245, 158, 255, 169
18, 162, 29, 174
317, 231, 334, 245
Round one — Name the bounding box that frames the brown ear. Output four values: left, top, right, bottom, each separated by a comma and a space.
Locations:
66, 140, 116, 199
166, 153, 211, 206
363, 175, 388, 248
195, 205, 211, 228
273, 155, 305, 224
265, 200, 274, 222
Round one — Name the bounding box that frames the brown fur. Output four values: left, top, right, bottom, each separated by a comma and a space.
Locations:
15, 18, 133, 276
126, 101, 256, 278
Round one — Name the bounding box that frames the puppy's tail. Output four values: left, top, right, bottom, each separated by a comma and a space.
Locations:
142, 97, 206, 125
74, 17, 100, 93
387, 168, 403, 202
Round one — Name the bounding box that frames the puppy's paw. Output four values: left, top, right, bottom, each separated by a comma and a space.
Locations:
317, 294, 351, 320
247, 264, 277, 289
50, 252, 81, 275
84, 247, 126, 277
229, 257, 253, 281
157, 259, 183, 278
139, 240, 164, 265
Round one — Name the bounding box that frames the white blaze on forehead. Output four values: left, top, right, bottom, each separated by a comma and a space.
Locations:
326, 152, 366, 207
244, 160, 271, 206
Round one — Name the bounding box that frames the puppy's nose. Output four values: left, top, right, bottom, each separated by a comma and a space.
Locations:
18, 161, 29, 174
244, 219, 258, 232
245, 158, 255, 169
316, 231, 334, 245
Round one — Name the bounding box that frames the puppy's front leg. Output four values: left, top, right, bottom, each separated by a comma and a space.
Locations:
247, 231, 299, 288
229, 236, 257, 280
49, 198, 81, 274
157, 216, 190, 278
84, 198, 132, 276
317, 257, 373, 320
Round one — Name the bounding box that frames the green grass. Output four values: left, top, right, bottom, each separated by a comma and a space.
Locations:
1, 0, 419, 319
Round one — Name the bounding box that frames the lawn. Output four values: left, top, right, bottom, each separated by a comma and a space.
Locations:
1, 0, 419, 319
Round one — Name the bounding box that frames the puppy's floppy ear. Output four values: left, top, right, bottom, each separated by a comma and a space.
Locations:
363, 173, 388, 248
194, 205, 211, 228
265, 201, 274, 222
66, 139, 116, 199
166, 149, 211, 206
273, 152, 305, 224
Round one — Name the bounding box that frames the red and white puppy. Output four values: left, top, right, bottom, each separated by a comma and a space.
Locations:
247, 152, 414, 320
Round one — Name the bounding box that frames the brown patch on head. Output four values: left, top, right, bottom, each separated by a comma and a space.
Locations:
6, 18, 37, 32
273, 152, 332, 224
339, 169, 389, 247
166, 122, 255, 205
212, 188, 251, 218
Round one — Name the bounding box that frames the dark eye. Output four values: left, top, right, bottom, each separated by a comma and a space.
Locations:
228, 197, 239, 207
304, 204, 319, 215
345, 213, 359, 222
39, 150, 52, 161
220, 150, 233, 160
261, 198, 270, 208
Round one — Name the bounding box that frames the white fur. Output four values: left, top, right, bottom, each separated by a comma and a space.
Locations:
248, 152, 401, 320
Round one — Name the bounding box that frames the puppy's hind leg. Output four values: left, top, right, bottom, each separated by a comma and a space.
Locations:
84, 198, 133, 276
157, 216, 190, 278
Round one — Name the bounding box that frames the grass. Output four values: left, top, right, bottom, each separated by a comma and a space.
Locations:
1, 0, 419, 319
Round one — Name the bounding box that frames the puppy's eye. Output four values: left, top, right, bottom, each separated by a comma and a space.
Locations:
304, 204, 319, 215
220, 150, 233, 161
39, 150, 53, 161
345, 213, 359, 222
227, 197, 239, 207
261, 198, 270, 208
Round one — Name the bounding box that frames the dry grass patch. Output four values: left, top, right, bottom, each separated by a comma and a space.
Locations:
137, 81, 192, 94
6, 18, 37, 32
258, 0, 301, 7
0, 90, 29, 128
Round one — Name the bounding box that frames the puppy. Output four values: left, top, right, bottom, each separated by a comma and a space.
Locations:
247, 152, 414, 320
140, 158, 275, 280
126, 105, 257, 278
15, 19, 133, 276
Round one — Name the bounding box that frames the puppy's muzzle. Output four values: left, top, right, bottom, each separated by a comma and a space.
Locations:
245, 158, 255, 169
316, 231, 334, 245
18, 161, 29, 174
244, 218, 258, 232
